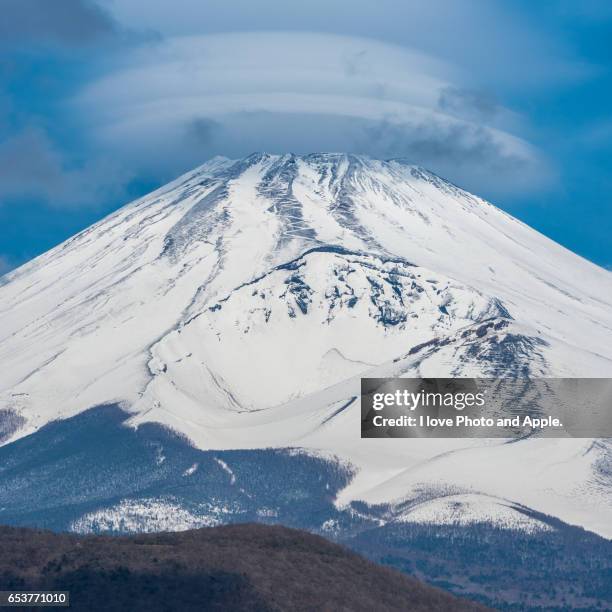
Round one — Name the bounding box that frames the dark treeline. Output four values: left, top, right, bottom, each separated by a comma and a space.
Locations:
0, 523, 487, 612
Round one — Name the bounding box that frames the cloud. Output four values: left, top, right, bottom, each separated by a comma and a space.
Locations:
355, 117, 552, 195
0, 127, 132, 208
0, 3, 149, 212
187, 117, 223, 146
108, 0, 592, 89
0, 0, 118, 48
437, 87, 500, 121
73, 32, 550, 197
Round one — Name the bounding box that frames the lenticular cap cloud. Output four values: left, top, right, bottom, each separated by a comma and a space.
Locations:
75, 31, 547, 194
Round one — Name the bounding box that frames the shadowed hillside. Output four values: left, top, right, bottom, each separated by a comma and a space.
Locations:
0, 523, 487, 611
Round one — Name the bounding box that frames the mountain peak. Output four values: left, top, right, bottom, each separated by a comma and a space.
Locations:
1, 151, 611, 538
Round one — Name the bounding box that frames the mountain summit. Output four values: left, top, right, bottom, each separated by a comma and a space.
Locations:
1, 153, 611, 540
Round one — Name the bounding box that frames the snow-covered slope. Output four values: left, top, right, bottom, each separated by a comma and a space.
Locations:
1, 153, 611, 536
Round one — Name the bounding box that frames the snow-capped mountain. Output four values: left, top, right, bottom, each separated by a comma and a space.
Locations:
1, 153, 611, 543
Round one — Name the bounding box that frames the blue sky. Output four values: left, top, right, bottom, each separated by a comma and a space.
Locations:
1, 0, 611, 273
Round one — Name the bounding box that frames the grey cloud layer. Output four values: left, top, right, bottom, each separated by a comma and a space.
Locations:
0, 0, 117, 46
0, 127, 131, 208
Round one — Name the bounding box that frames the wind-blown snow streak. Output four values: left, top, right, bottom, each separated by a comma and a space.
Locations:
1, 153, 611, 537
